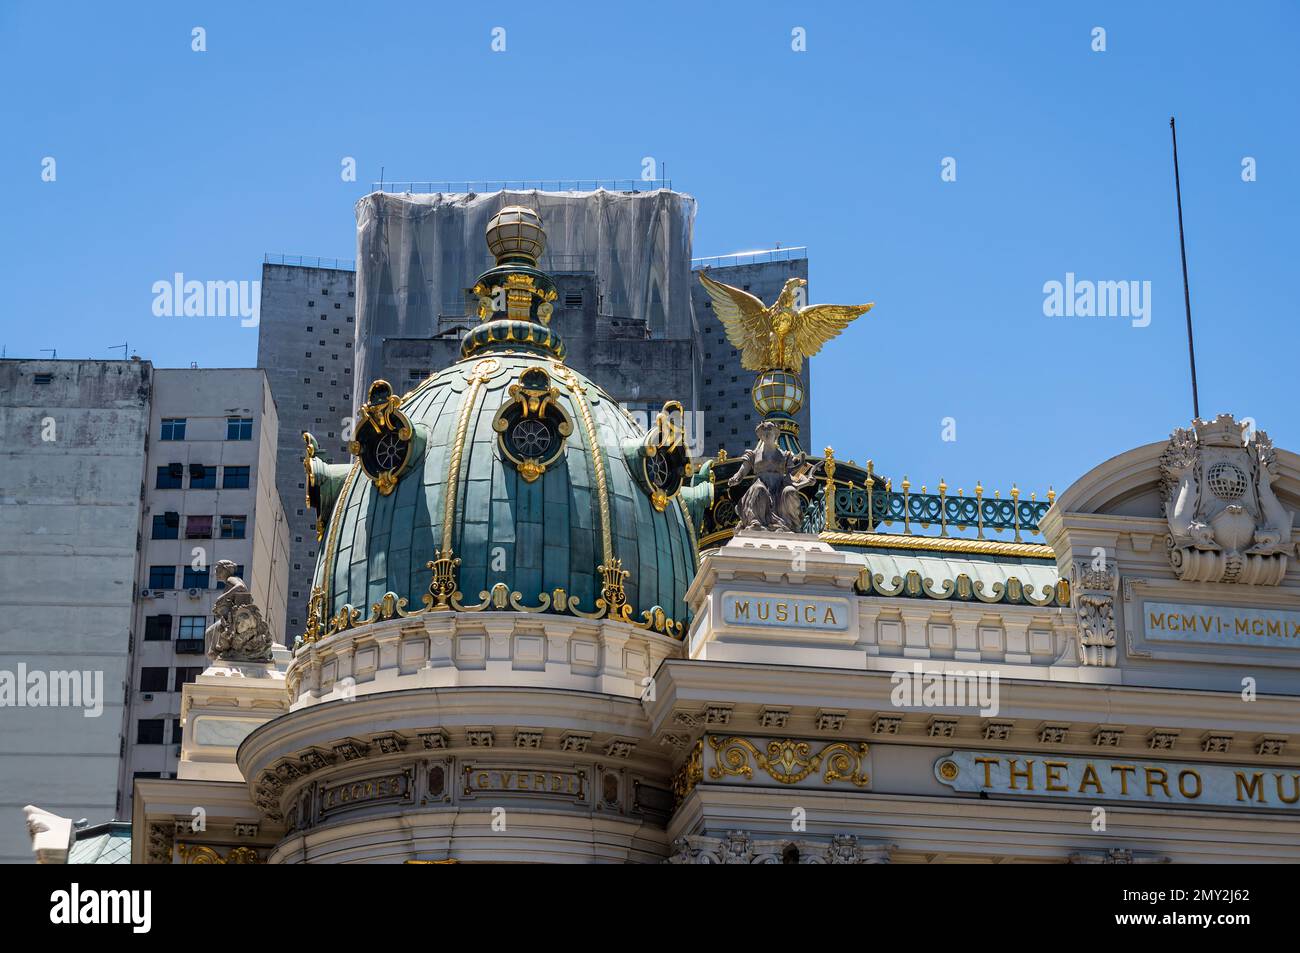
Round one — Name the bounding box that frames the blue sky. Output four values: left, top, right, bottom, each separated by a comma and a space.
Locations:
2, 1, 1296, 503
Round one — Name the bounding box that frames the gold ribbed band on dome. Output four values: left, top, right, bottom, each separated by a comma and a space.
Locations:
443, 359, 500, 552
551, 362, 613, 564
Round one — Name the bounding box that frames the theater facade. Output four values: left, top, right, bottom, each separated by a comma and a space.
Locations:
129, 208, 1300, 864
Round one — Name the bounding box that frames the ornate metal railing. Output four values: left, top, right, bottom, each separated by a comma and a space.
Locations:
698, 450, 1054, 548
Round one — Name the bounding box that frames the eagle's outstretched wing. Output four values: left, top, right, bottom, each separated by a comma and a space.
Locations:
698, 271, 772, 370
789, 303, 873, 371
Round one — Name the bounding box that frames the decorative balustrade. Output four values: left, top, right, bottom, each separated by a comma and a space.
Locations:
700, 447, 1054, 547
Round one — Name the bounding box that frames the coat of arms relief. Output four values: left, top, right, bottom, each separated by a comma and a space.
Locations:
1159, 414, 1295, 585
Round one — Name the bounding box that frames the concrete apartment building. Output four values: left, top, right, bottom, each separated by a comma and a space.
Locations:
257, 259, 357, 638
0, 359, 287, 858
0, 359, 152, 863
257, 188, 810, 637
117, 368, 288, 818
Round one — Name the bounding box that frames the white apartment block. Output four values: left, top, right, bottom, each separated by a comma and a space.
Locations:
117, 368, 288, 818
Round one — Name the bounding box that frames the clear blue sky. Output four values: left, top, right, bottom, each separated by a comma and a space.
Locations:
2, 1, 1296, 501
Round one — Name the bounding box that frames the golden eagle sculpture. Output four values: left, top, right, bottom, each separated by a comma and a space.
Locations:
697, 272, 873, 373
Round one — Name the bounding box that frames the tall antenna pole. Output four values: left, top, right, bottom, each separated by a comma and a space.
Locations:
1170, 116, 1200, 420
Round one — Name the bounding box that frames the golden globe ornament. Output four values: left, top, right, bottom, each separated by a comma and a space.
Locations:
485, 205, 546, 264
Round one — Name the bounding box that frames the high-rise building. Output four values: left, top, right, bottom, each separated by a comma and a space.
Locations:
0, 359, 152, 863
256, 259, 357, 639
116, 368, 288, 818
0, 359, 288, 857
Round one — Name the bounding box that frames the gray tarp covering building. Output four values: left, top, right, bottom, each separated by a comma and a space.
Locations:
354, 189, 699, 396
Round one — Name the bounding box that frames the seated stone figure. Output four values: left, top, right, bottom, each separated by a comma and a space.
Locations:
727, 420, 817, 533
205, 560, 273, 662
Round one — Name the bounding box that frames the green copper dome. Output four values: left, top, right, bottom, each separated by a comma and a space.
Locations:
300, 208, 710, 646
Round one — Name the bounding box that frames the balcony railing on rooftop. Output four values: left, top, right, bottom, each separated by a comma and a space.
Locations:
263, 254, 356, 271
691, 246, 808, 269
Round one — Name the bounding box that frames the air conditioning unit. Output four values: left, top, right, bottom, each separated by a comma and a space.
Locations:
139, 588, 153, 598
142, 693, 154, 702
187, 588, 202, 598
152, 589, 166, 598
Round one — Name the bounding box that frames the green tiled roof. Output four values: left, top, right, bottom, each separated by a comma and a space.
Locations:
67, 823, 132, 864
310, 355, 699, 627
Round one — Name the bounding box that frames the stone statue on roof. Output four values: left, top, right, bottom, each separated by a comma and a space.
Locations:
205, 560, 274, 662
728, 420, 818, 533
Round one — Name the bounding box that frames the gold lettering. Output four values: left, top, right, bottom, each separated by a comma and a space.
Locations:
1149, 612, 1165, 629
776, 603, 788, 622
758, 603, 770, 621
1007, 758, 1034, 791
805, 605, 816, 623
1110, 764, 1136, 795
824, 607, 837, 625
1078, 763, 1104, 794
1044, 760, 1069, 792
734, 600, 750, 619
1180, 614, 1196, 631
975, 756, 999, 788
1236, 618, 1250, 635
1144, 767, 1170, 798
1177, 769, 1202, 799
1275, 774, 1300, 805
476, 772, 489, 788
1235, 771, 1265, 803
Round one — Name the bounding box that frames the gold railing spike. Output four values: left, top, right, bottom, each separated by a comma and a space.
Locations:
1047, 485, 1056, 504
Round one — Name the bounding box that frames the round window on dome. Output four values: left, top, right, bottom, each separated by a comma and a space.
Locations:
492, 366, 573, 484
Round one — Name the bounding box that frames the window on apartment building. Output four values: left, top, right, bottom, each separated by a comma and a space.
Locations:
230, 564, 245, 579
143, 615, 172, 641
333, 328, 340, 334
317, 392, 323, 398
334, 302, 341, 309
136, 719, 165, 744
148, 566, 176, 590
305, 351, 312, 358
220, 515, 247, 539
185, 515, 212, 539
303, 376, 311, 383
151, 512, 179, 539
160, 418, 186, 440
317, 366, 324, 372
173, 667, 204, 692
226, 417, 253, 440
140, 667, 168, 692
328, 406, 335, 413
189, 464, 216, 489
223, 466, 250, 489
306, 326, 314, 332
302, 404, 308, 409
331, 354, 338, 360
178, 616, 205, 640
344, 368, 351, 375
347, 315, 353, 322
156, 464, 184, 489
307, 301, 314, 307
321, 288, 329, 295
345, 342, 352, 349
170, 718, 184, 745
318, 340, 325, 346
183, 566, 210, 589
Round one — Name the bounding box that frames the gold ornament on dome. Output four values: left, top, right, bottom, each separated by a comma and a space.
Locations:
697, 271, 873, 373
352, 379, 416, 496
